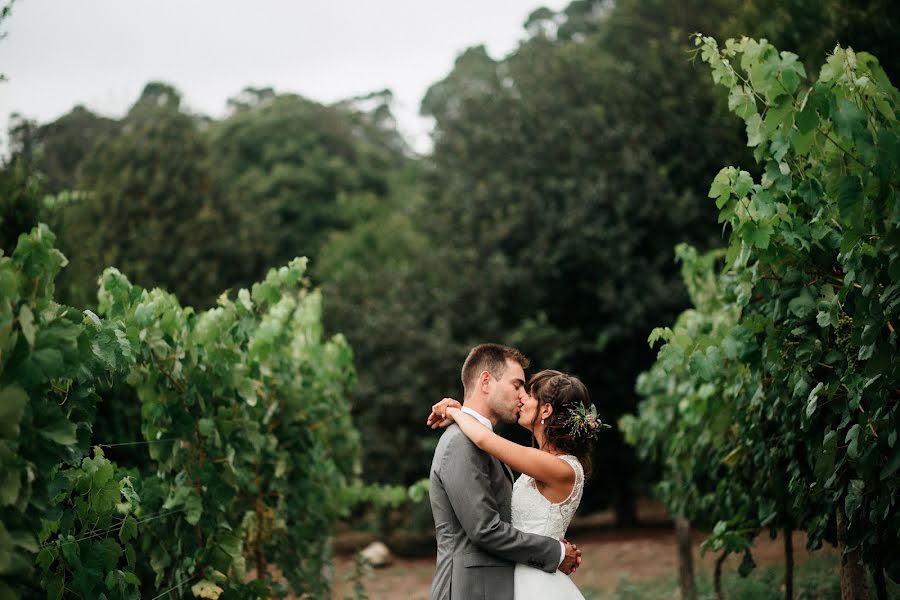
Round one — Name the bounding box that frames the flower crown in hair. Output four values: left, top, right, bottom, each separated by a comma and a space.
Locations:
566, 404, 611, 439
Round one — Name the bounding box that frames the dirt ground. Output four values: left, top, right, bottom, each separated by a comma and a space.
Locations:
330, 500, 837, 600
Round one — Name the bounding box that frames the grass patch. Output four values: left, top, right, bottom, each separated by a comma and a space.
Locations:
583, 554, 848, 600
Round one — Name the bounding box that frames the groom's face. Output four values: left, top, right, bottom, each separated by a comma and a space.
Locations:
487, 358, 527, 424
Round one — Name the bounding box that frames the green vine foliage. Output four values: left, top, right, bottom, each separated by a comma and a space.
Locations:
1, 225, 139, 599
97, 258, 360, 598
622, 37, 899, 580
1, 225, 364, 599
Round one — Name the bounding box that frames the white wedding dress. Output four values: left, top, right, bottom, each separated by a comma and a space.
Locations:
512, 454, 585, 599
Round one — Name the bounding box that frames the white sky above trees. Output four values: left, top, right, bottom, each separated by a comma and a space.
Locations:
1, 0, 570, 154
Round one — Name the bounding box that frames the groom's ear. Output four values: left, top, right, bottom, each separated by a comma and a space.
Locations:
479, 370, 492, 393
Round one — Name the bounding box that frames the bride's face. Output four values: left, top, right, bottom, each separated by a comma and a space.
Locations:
517, 391, 540, 431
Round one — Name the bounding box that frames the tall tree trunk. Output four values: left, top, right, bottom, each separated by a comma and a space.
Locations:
784, 527, 794, 600
613, 486, 638, 527
714, 550, 727, 600
837, 510, 870, 600
871, 559, 887, 600
675, 518, 696, 600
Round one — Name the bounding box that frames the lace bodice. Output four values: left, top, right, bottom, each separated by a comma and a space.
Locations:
511, 455, 584, 540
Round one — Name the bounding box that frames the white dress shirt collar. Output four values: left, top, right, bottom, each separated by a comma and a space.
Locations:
460, 406, 493, 431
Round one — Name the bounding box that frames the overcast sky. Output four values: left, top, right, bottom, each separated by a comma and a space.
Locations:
1, 0, 570, 154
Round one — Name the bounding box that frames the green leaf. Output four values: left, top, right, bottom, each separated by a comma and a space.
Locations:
118, 516, 137, 544
881, 449, 900, 480
832, 99, 868, 143
708, 168, 733, 208
0, 386, 28, 426
764, 101, 793, 135
45, 571, 65, 600
86, 538, 121, 571
890, 256, 900, 283
728, 88, 756, 119
31, 348, 65, 377
738, 549, 757, 577
816, 309, 838, 328
815, 430, 838, 479
18, 305, 35, 347
734, 171, 754, 198
834, 175, 862, 221
39, 418, 78, 446
744, 220, 774, 249
860, 323, 878, 345
104, 570, 116, 591
121, 570, 140, 585
857, 344, 875, 361
745, 113, 765, 147
60, 537, 80, 567
844, 479, 864, 517
805, 396, 817, 419
778, 51, 805, 93
36, 547, 55, 571
185, 493, 202, 525
198, 418, 215, 437
846, 424, 861, 459
806, 382, 824, 414
789, 290, 816, 319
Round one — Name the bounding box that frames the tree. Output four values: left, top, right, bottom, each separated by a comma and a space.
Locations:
30, 105, 117, 194
0, 116, 43, 254
54, 82, 241, 309
207, 90, 408, 292
314, 164, 464, 489
417, 0, 752, 520
624, 36, 899, 598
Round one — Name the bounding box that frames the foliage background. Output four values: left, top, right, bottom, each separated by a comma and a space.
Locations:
3, 0, 898, 543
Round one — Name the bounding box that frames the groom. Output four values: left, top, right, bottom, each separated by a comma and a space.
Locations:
428, 343, 581, 600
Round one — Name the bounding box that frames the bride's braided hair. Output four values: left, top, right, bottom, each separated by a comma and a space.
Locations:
526, 370, 595, 478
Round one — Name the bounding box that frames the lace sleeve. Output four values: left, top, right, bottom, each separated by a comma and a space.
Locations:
558, 455, 584, 506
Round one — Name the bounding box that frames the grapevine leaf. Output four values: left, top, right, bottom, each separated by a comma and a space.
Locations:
881, 450, 900, 481
38, 417, 78, 446
45, 571, 65, 600
198, 418, 215, 437
728, 88, 756, 119
0, 385, 28, 426
738, 549, 757, 577
844, 479, 864, 517
815, 430, 838, 479
745, 113, 765, 147
36, 547, 55, 571
185, 493, 202, 525
846, 424, 861, 459
832, 99, 868, 143
789, 290, 816, 319
734, 171, 754, 198
85, 538, 121, 571
18, 305, 35, 347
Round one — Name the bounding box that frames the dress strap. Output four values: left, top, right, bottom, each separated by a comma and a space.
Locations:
558, 455, 584, 505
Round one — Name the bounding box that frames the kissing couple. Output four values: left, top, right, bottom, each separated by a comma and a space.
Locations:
426, 343, 605, 600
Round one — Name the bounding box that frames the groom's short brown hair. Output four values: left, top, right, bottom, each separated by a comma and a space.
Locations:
461, 343, 529, 398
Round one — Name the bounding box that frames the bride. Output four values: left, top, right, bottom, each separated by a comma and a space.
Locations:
428, 369, 603, 600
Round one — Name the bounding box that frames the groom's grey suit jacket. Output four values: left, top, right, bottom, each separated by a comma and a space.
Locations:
429, 423, 560, 600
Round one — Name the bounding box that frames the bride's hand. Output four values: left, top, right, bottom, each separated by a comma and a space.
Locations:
426, 397, 462, 429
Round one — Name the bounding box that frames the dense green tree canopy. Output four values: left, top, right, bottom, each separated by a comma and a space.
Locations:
52, 83, 237, 308
207, 89, 409, 288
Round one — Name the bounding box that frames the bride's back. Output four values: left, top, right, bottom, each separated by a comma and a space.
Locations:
511, 455, 584, 540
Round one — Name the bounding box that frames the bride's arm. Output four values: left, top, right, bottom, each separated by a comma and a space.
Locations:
445, 407, 575, 488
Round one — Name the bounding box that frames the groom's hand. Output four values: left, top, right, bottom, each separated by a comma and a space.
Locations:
559, 539, 582, 575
